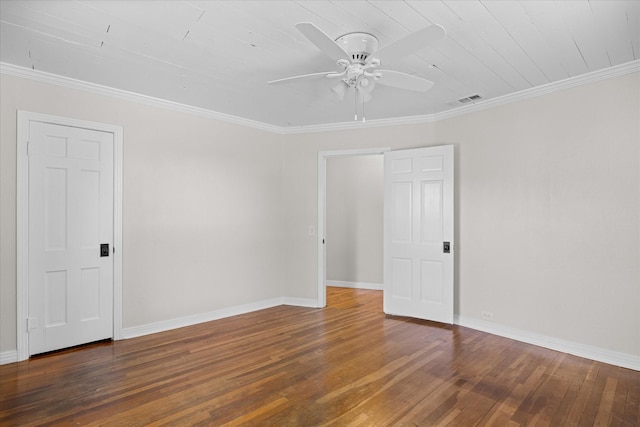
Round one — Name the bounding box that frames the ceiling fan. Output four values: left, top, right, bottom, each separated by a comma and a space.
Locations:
268, 22, 446, 120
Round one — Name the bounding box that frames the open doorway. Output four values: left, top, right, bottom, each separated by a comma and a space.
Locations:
326, 286, 382, 311
326, 154, 384, 311
317, 147, 389, 308
319, 145, 455, 323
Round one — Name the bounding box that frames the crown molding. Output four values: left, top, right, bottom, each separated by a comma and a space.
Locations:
279, 59, 640, 134
431, 59, 640, 122
0, 62, 284, 134
280, 113, 438, 135
2, 60, 638, 135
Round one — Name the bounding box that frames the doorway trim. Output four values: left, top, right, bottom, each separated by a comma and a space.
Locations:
317, 147, 390, 307
16, 111, 123, 361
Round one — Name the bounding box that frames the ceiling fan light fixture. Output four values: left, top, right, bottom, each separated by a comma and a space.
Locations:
269, 22, 444, 118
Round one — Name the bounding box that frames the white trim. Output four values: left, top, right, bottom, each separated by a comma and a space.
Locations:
16, 111, 124, 361
281, 60, 640, 133
0, 296, 316, 365
326, 280, 383, 290
0, 350, 18, 365
3, 60, 638, 135
112, 125, 124, 340
282, 297, 320, 308
318, 148, 390, 309
433, 59, 640, 122
122, 298, 283, 339
122, 297, 320, 339
282, 114, 438, 134
16, 112, 30, 361
0, 63, 283, 135
5, 305, 637, 370
455, 315, 640, 371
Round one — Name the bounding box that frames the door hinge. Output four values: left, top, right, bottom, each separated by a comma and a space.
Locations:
26, 141, 30, 156
27, 317, 37, 332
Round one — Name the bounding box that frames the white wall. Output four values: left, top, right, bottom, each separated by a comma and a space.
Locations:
282, 72, 640, 359
0, 74, 285, 353
326, 155, 383, 285
1, 69, 638, 367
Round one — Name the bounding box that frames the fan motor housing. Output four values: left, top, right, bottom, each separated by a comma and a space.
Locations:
335, 32, 379, 63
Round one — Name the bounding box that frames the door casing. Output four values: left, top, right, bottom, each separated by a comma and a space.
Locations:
16, 111, 123, 361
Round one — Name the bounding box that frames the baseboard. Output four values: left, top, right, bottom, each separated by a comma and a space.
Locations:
0, 350, 18, 365
9, 302, 634, 370
455, 315, 640, 371
327, 280, 383, 290
122, 297, 288, 339
1, 297, 320, 364
122, 296, 321, 340
282, 297, 320, 308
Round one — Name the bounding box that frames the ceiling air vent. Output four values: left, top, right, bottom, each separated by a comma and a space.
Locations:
457, 94, 482, 104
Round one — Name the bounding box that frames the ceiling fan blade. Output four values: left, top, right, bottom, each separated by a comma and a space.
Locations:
267, 71, 334, 85
376, 70, 434, 92
295, 22, 351, 63
372, 24, 446, 65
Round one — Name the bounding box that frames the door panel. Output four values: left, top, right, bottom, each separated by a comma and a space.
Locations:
45, 167, 67, 250
81, 170, 101, 247
45, 270, 67, 326
421, 181, 443, 242
421, 260, 443, 303
392, 181, 412, 243
28, 121, 114, 355
392, 258, 412, 299
384, 145, 454, 324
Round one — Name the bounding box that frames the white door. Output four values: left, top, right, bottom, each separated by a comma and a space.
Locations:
28, 121, 114, 355
383, 145, 454, 323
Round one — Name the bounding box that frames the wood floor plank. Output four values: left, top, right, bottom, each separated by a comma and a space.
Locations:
1, 287, 638, 426
623, 370, 640, 425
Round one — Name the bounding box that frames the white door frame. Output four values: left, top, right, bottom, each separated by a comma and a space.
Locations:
16, 111, 123, 361
317, 147, 390, 307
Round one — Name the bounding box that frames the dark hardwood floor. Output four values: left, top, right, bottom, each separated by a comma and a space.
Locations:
1, 287, 638, 426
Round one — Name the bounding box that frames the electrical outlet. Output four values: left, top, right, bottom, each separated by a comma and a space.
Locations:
481, 311, 494, 321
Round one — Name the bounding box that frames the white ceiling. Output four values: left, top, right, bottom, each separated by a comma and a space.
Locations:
1, 1, 638, 128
